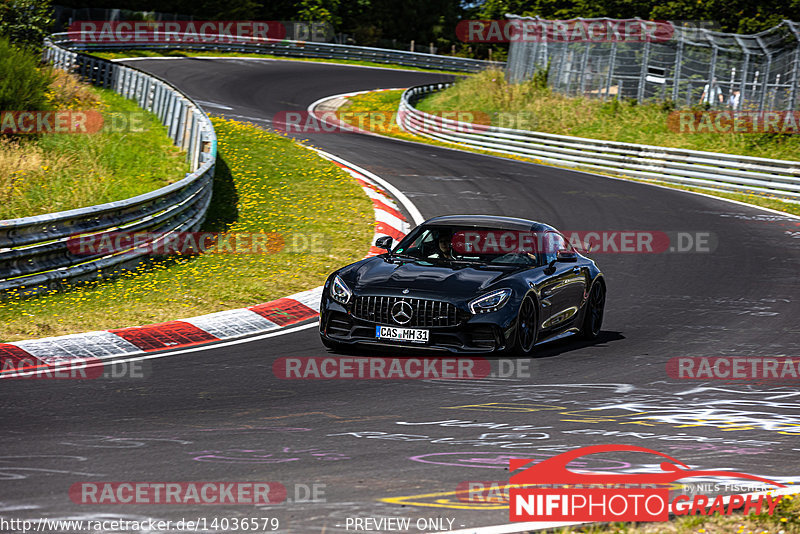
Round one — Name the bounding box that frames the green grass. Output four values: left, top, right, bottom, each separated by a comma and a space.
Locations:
0, 86, 187, 219
89, 49, 466, 75
334, 87, 800, 217
417, 69, 800, 161
0, 117, 373, 341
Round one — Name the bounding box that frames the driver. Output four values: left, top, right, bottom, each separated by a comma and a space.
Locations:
429, 230, 454, 259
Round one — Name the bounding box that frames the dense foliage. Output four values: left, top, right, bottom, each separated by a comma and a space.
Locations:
0, 36, 51, 112
0, 0, 53, 49
51, 0, 800, 47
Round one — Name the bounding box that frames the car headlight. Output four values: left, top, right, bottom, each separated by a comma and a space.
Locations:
330, 275, 352, 304
469, 288, 512, 314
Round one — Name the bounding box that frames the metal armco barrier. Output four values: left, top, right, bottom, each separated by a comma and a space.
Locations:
0, 38, 217, 296
505, 17, 800, 112
398, 84, 800, 200
48, 32, 503, 73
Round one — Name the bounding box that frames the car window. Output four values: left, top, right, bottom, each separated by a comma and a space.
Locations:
396, 226, 544, 266
544, 231, 571, 263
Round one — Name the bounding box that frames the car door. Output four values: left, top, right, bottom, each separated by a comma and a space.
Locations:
539, 232, 586, 330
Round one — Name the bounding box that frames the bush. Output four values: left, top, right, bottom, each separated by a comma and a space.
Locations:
0, 0, 52, 51
0, 36, 52, 113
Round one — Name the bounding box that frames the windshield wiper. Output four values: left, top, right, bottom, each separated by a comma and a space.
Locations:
388, 253, 423, 262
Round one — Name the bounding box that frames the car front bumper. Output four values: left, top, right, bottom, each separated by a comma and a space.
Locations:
319, 296, 518, 353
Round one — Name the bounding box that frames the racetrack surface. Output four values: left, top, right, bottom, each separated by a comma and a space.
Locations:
2, 59, 799, 532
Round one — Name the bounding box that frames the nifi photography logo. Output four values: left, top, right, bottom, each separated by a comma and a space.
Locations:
509, 444, 786, 522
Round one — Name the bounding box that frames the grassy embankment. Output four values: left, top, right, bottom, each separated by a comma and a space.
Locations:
334, 69, 799, 216
1, 69, 187, 218
0, 78, 373, 341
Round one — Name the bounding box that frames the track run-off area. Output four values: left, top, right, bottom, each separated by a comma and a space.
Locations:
2, 58, 799, 533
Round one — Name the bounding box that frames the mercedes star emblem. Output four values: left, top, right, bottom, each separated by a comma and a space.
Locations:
391, 300, 413, 325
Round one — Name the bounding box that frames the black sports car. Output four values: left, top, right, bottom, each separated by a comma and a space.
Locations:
319, 215, 605, 354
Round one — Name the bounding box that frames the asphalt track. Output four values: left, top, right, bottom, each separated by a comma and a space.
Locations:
2, 59, 799, 533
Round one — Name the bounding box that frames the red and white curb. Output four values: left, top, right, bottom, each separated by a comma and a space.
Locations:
0, 153, 414, 377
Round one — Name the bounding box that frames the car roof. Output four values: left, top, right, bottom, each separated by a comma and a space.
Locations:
421, 214, 556, 232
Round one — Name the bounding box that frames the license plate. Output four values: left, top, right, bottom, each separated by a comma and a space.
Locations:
376, 325, 429, 344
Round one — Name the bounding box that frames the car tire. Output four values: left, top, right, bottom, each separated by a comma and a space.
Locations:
513, 294, 538, 356
580, 281, 605, 340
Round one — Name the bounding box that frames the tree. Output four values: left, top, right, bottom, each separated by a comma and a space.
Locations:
295, 0, 340, 26
0, 0, 53, 50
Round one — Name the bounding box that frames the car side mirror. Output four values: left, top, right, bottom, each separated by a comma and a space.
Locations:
375, 236, 393, 252
556, 249, 578, 262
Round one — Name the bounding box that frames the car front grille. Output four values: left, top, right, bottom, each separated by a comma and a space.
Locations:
351, 296, 461, 327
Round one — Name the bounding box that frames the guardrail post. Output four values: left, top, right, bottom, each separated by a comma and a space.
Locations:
578, 44, 591, 97
789, 44, 799, 112
671, 38, 683, 103
739, 51, 751, 109
603, 42, 617, 100
637, 37, 651, 102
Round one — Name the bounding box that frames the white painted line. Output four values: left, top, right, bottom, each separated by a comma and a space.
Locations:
306, 90, 406, 140
285, 286, 324, 312
12, 331, 141, 363
184, 308, 280, 339
375, 209, 408, 233
194, 100, 234, 110
309, 91, 800, 222
113, 56, 464, 74
2, 103, 418, 369
616, 177, 800, 221
361, 186, 395, 204
1, 322, 319, 378
309, 147, 425, 225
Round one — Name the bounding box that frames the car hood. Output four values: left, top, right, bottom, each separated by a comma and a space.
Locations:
345, 256, 516, 300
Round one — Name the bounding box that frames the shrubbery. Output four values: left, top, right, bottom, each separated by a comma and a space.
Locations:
0, 0, 52, 51
0, 36, 52, 113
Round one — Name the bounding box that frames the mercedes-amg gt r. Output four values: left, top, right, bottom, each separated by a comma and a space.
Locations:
319, 215, 605, 354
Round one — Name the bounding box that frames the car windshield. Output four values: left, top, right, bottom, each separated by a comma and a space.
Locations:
393, 226, 553, 266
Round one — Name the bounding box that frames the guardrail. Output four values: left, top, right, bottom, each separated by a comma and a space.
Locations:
47, 31, 503, 74
0, 38, 217, 296
398, 83, 800, 201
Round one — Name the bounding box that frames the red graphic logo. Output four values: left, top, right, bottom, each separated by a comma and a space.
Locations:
0, 111, 104, 134
272, 110, 490, 135
69, 482, 286, 505
273, 357, 491, 380
68, 21, 286, 44
509, 444, 785, 522
456, 19, 673, 43
668, 111, 800, 134
667, 357, 800, 380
